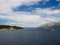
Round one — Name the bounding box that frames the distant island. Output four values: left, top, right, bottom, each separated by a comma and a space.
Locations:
0, 25, 24, 30
42, 21, 60, 29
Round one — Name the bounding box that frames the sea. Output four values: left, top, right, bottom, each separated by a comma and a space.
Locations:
0, 28, 60, 45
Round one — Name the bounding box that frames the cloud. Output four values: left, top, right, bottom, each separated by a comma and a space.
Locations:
0, 0, 40, 7
0, 12, 59, 27
0, 0, 60, 27
0, 0, 42, 27
32, 8, 60, 15
0, 14, 44, 27
0, 0, 41, 14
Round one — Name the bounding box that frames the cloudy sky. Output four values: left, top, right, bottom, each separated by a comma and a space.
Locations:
0, 0, 60, 28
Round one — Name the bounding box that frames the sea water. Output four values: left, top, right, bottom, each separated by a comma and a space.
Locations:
0, 28, 60, 45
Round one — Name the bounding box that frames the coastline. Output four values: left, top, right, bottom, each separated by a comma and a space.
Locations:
0, 25, 24, 30
0, 28, 24, 30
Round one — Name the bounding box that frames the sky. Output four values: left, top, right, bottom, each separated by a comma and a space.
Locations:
0, 0, 60, 28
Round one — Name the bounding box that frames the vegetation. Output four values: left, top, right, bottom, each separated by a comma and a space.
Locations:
0, 25, 24, 30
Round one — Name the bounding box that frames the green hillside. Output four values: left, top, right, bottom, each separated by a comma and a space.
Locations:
0, 25, 24, 30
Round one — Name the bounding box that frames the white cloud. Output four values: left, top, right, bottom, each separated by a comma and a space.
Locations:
0, 0, 60, 27
0, 13, 59, 27
0, 0, 40, 7
33, 8, 60, 15
0, 14, 44, 27
0, 0, 41, 14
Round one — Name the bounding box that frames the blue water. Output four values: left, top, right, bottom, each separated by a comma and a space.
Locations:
0, 28, 60, 45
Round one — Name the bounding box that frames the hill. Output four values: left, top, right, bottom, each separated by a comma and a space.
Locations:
43, 21, 60, 28
41, 21, 60, 31
0, 25, 24, 30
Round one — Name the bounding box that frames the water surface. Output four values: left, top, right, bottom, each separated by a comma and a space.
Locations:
0, 28, 60, 45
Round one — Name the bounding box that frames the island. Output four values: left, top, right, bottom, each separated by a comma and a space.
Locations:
42, 21, 60, 29
0, 25, 24, 30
